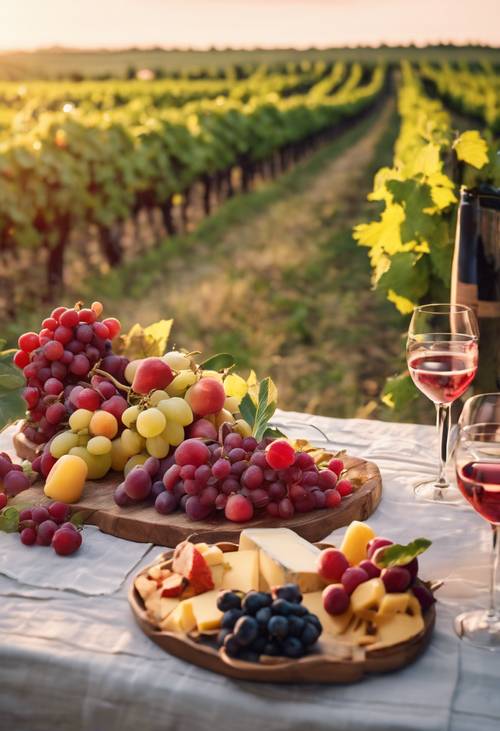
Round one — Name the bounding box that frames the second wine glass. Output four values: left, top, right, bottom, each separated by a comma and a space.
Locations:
407, 303, 479, 503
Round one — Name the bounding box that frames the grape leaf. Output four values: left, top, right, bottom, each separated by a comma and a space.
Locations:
199, 353, 236, 371
114, 319, 173, 359
0, 346, 26, 430
239, 393, 257, 426
374, 538, 432, 568
453, 131, 489, 169
0, 507, 20, 533
381, 371, 418, 410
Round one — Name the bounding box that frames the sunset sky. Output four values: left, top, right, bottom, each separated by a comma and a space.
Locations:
0, 0, 498, 51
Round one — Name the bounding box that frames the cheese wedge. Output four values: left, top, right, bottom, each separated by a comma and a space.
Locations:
189, 590, 223, 632
198, 545, 224, 566
160, 599, 196, 633
376, 593, 409, 620
239, 528, 323, 593
368, 611, 424, 651
221, 550, 259, 593
350, 578, 385, 614
302, 591, 353, 636
339, 521, 376, 566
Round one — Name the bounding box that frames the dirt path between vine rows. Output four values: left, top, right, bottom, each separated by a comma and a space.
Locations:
117, 99, 404, 419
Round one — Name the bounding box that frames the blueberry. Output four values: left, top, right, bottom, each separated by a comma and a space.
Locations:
251, 635, 267, 654
223, 633, 240, 658
221, 608, 244, 629
263, 641, 281, 656
217, 628, 231, 647
217, 590, 242, 612
268, 615, 289, 639
301, 621, 321, 647
288, 615, 306, 637
234, 616, 259, 647
305, 613, 322, 632
255, 606, 272, 627
271, 599, 294, 615
288, 603, 308, 617
282, 637, 304, 659
273, 584, 302, 604
242, 591, 272, 614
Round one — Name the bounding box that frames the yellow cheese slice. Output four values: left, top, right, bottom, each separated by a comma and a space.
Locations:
368, 612, 424, 651
189, 590, 223, 632
339, 521, 376, 566
376, 593, 410, 620
159, 597, 180, 620
221, 550, 259, 593
350, 578, 385, 614
239, 528, 324, 593
160, 599, 196, 633
302, 591, 353, 636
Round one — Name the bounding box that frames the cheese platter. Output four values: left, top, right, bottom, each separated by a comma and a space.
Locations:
129, 522, 437, 683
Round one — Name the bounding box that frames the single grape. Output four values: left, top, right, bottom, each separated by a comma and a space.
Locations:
289, 484, 307, 502
87, 436, 112, 456
114, 483, 131, 507
76, 388, 102, 411
249, 488, 269, 508
341, 567, 370, 595
366, 537, 393, 560
53, 325, 73, 345
44, 340, 64, 362
162, 421, 184, 447
20, 527, 37, 545
45, 402, 67, 425
223, 433, 243, 450
317, 469, 337, 490
242, 465, 263, 490
22, 387, 39, 409
324, 489, 341, 508
89, 410, 118, 439
322, 584, 350, 615
220, 477, 239, 495
336, 479, 353, 497
68, 408, 93, 432
150, 480, 165, 501
44, 377, 64, 396
143, 456, 161, 478
50, 306, 67, 321
101, 395, 128, 422
93, 322, 109, 340
249, 450, 267, 469
48, 501, 70, 524
36, 519, 58, 546
145, 436, 170, 459
59, 309, 79, 328
67, 339, 84, 354
185, 496, 212, 521
50, 361, 67, 381
295, 451, 315, 470
228, 447, 246, 463
50, 431, 79, 458
3, 470, 30, 496
102, 317, 121, 339
358, 559, 381, 579
163, 464, 181, 492
268, 481, 286, 500
18, 332, 40, 353
13, 350, 30, 369
316, 548, 350, 582
155, 491, 178, 515
266, 501, 279, 517
75, 324, 94, 344
124, 467, 152, 501
69, 354, 90, 377
327, 458, 344, 476
225, 494, 254, 523
200, 485, 218, 506
136, 408, 166, 439
175, 439, 210, 467
230, 460, 249, 477
215, 493, 228, 510
301, 470, 319, 487
381, 567, 411, 593
212, 458, 231, 480
265, 440, 295, 470
194, 464, 211, 487
94, 380, 116, 400
52, 527, 82, 555
157, 397, 193, 427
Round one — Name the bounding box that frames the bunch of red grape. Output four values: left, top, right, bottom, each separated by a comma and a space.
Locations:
13, 301, 126, 446
114, 433, 353, 524
16, 501, 83, 555
0, 451, 31, 498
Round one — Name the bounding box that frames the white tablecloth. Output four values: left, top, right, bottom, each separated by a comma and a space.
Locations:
0, 410, 498, 731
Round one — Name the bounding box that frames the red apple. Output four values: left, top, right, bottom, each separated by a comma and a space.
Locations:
132, 357, 174, 395
187, 378, 225, 416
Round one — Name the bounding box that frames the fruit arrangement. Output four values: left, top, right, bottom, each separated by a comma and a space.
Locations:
0, 499, 83, 556
133, 522, 436, 666
4, 301, 356, 527
118, 435, 352, 523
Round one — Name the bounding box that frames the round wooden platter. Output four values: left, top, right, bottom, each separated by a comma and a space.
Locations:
128, 543, 436, 684
13, 450, 382, 545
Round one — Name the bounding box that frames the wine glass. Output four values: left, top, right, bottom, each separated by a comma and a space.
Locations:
407, 303, 479, 503
454, 393, 500, 650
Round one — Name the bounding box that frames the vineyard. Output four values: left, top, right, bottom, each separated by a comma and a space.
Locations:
1, 52, 499, 419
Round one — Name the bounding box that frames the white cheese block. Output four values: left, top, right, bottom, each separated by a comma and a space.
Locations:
239, 528, 324, 593
221, 550, 259, 593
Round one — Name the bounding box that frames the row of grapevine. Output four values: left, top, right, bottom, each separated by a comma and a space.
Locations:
0, 63, 385, 316
420, 62, 500, 134
353, 62, 491, 408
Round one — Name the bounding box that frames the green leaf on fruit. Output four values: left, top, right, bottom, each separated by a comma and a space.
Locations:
263, 426, 287, 439
0, 506, 20, 533
252, 378, 280, 442
375, 538, 432, 568
70, 511, 86, 529
199, 353, 236, 371
0, 344, 26, 431
239, 393, 257, 426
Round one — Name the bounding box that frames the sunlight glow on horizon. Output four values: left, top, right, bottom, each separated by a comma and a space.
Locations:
0, 0, 498, 52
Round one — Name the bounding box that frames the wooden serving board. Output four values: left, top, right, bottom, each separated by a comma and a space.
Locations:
129, 544, 435, 684
14, 453, 382, 545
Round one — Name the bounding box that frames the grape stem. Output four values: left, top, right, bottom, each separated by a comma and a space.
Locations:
92, 368, 131, 394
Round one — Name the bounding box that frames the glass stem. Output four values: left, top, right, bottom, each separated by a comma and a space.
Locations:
435, 402, 451, 487
487, 525, 499, 622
